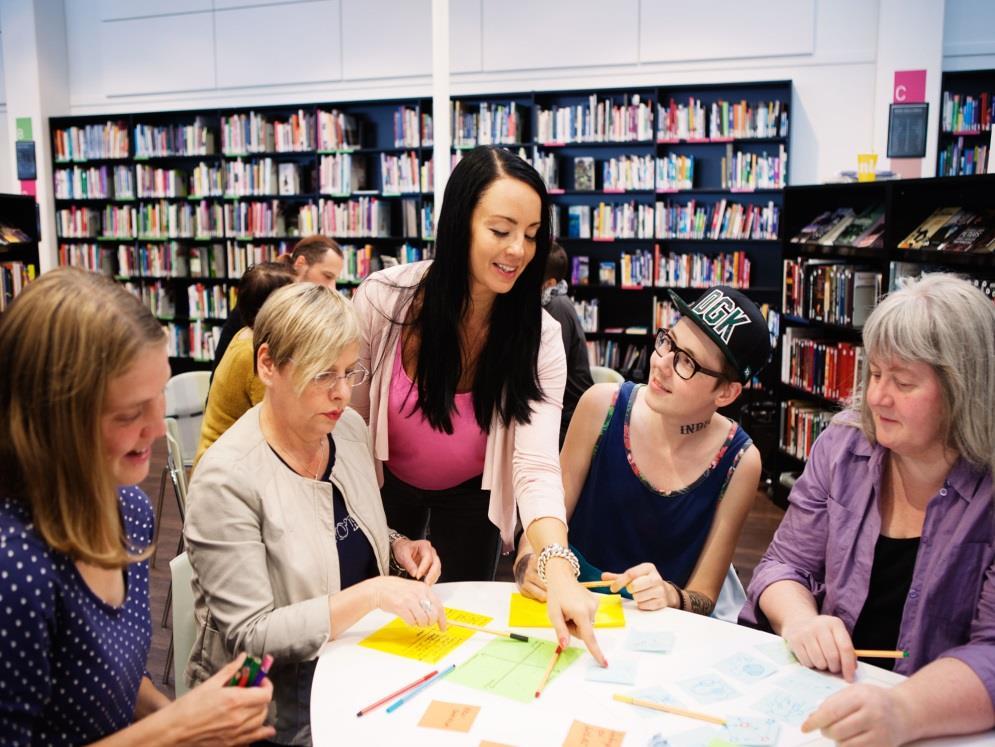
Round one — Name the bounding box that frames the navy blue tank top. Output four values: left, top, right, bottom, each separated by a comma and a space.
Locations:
568, 381, 752, 588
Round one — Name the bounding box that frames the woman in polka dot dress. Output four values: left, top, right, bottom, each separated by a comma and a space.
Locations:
0, 268, 275, 745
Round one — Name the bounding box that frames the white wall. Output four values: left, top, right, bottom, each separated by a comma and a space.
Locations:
943, 0, 995, 71
0, 26, 13, 193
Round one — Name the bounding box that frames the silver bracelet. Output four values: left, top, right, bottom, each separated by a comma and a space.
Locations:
536, 543, 580, 584
387, 530, 409, 576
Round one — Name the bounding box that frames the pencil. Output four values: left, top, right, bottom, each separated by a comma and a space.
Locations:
445, 620, 530, 642
612, 694, 727, 726
534, 644, 563, 699
579, 580, 614, 588
385, 664, 456, 713
854, 649, 909, 659
356, 668, 439, 717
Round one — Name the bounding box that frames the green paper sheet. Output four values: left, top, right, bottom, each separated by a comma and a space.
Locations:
447, 637, 583, 703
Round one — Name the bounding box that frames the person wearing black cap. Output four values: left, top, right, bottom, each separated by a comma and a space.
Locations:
514, 285, 770, 619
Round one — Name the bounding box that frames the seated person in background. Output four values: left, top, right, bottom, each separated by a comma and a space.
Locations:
542, 242, 594, 447
211, 235, 345, 375
194, 260, 295, 466
740, 273, 995, 746
0, 268, 273, 745
185, 283, 445, 746
517, 286, 766, 619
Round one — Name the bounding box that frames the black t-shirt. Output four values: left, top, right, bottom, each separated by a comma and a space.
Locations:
543, 293, 594, 446
851, 534, 921, 670
268, 435, 379, 589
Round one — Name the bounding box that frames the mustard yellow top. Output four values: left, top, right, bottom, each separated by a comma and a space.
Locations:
194, 328, 265, 468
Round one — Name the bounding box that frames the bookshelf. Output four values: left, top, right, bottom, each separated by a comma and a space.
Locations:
774, 174, 995, 507
0, 193, 41, 314
51, 98, 435, 372
936, 68, 995, 177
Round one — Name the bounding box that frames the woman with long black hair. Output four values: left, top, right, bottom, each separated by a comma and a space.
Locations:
351, 146, 605, 663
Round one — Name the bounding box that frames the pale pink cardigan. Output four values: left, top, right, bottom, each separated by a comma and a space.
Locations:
350, 261, 568, 551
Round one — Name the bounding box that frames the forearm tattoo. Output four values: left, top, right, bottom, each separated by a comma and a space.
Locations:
514, 553, 532, 587
686, 589, 715, 616
679, 421, 709, 435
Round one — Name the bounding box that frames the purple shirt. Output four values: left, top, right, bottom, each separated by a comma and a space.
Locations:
741, 421, 995, 704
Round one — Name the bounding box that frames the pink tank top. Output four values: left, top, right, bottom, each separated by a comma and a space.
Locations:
386, 340, 487, 490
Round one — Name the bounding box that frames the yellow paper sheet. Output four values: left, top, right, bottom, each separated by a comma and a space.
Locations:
508, 592, 625, 628
417, 700, 480, 732
358, 607, 492, 663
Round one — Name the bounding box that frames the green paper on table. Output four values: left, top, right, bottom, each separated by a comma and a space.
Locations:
448, 637, 584, 703
508, 592, 626, 628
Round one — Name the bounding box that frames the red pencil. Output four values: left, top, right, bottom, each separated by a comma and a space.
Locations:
534, 645, 563, 699
356, 669, 439, 717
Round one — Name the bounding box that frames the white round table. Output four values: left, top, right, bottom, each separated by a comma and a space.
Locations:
311, 582, 995, 746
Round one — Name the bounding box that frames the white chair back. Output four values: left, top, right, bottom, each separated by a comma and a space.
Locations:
590, 365, 624, 384
164, 371, 210, 466
712, 565, 748, 623
169, 552, 197, 698
164, 417, 188, 519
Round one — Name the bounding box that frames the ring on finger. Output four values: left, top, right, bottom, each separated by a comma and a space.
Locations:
419, 598, 434, 614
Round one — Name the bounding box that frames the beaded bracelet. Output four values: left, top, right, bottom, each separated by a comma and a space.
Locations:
536, 543, 581, 584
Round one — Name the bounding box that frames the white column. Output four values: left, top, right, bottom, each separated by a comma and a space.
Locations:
871, 0, 945, 178
1, 0, 70, 271
431, 0, 450, 219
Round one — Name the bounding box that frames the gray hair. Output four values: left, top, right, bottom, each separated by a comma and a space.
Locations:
253, 282, 359, 394
847, 272, 995, 476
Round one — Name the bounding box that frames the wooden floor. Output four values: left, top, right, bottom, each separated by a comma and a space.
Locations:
142, 440, 784, 698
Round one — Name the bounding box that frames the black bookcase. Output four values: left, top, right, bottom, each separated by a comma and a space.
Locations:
774, 174, 995, 507
936, 68, 994, 177
0, 193, 41, 313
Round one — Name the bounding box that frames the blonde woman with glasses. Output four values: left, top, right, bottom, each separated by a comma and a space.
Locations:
184, 283, 444, 746
742, 273, 995, 745
0, 268, 273, 745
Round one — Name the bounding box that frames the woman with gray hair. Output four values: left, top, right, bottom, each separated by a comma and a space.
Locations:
741, 273, 995, 745
184, 283, 445, 745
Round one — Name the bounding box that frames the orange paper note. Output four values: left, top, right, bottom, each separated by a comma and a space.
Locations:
479, 742, 515, 747
418, 700, 481, 733
562, 720, 625, 747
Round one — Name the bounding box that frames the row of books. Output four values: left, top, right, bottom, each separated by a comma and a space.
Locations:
898, 207, 995, 253
571, 298, 598, 333
937, 138, 990, 177
318, 109, 361, 151
0, 262, 35, 312
187, 283, 230, 320
0, 222, 31, 244
598, 155, 655, 192
536, 95, 653, 144
134, 118, 215, 158
791, 206, 885, 248
657, 98, 789, 141
452, 102, 523, 146
136, 164, 192, 198
782, 259, 881, 328
941, 91, 993, 133
126, 280, 175, 318
586, 339, 649, 380
655, 199, 780, 240
162, 320, 224, 361
565, 203, 655, 240
379, 152, 425, 194
569, 248, 751, 289
318, 155, 367, 195
54, 122, 129, 162
226, 159, 302, 196
221, 110, 315, 154
54, 165, 135, 200
394, 106, 434, 149
781, 327, 864, 404
780, 400, 836, 461
720, 145, 787, 190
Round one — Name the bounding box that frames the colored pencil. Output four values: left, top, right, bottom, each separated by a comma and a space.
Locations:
854, 649, 909, 659
251, 654, 274, 687
385, 664, 456, 713
534, 644, 563, 699
445, 620, 530, 643
612, 694, 727, 726
579, 580, 614, 588
356, 668, 439, 717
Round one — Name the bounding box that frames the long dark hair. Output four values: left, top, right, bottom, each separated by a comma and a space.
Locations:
406, 146, 552, 433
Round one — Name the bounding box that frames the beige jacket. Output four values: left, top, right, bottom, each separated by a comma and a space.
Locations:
183, 404, 389, 745
350, 260, 568, 551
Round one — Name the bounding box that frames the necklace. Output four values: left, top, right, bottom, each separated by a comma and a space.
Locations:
304, 437, 327, 480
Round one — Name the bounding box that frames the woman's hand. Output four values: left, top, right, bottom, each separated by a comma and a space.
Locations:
392, 538, 442, 584
544, 566, 607, 667
602, 563, 679, 611
370, 576, 448, 630
802, 683, 911, 746
782, 614, 858, 682
167, 654, 275, 745
515, 552, 547, 602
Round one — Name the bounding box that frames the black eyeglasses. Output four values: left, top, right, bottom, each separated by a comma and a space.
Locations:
654, 328, 724, 381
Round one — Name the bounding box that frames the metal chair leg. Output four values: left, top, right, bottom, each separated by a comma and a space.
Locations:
161, 584, 172, 629
163, 635, 174, 685
151, 466, 168, 568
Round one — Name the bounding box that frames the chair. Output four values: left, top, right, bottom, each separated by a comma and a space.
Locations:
152, 371, 209, 565
590, 365, 624, 384
161, 418, 191, 683
165, 552, 197, 696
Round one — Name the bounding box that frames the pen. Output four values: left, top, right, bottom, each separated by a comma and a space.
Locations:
385, 664, 456, 713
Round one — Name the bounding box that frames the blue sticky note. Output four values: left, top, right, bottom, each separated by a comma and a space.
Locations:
714, 652, 777, 683
752, 690, 819, 726
723, 715, 781, 746
653, 726, 725, 747
627, 630, 675, 653
677, 673, 740, 704
586, 658, 638, 685
755, 639, 797, 666
774, 667, 846, 702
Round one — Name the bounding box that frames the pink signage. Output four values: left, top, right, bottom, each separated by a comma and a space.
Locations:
894, 70, 927, 103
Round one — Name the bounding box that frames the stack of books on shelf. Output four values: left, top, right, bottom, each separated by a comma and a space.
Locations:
56, 207, 100, 238
54, 121, 129, 161
708, 100, 789, 139
782, 259, 880, 327
0, 223, 31, 244
380, 152, 420, 194
780, 400, 835, 461
721, 145, 787, 190
592, 202, 655, 240
104, 205, 137, 238
657, 98, 707, 141
571, 297, 598, 333
187, 283, 229, 319
226, 242, 286, 278
655, 199, 779, 240
602, 155, 654, 191
54, 165, 119, 199
319, 154, 367, 195
273, 109, 315, 152
452, 101, 522, 146
655, 155, 694, 191
0, 262, 35, 312
652, 297, 680, 330
190, 163, 222, 197
782, 327, 863, 404
941, 91, 993, 134
318, 196, 391, 237
136, 165, 188, 198
318, 109, 361, 151
537, 94, 653, 143
222, 113, 275, 154
393, 106, 432, 148
585, 340, 649, 380
790, 205, 885, 248
897, 207, 995, 252
619, 249, 654, 288
938, 137, 989, 176
654, 247, 750, 289
134, 118, 215, 157
58, 243, 112, 276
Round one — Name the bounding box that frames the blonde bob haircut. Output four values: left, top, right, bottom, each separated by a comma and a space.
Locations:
849, 272, 995, 476
253, 282, 360, 393
0, 268, 166, 568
